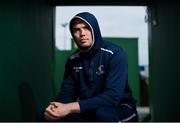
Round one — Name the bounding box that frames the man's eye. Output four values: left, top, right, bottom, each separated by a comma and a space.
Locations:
73, 29, 79, 32
84, 26, 90, 31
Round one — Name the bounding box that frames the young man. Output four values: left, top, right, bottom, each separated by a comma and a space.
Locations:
44, 12, 138, 122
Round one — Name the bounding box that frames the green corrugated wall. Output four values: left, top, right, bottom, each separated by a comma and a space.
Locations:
0, 0, 55, 121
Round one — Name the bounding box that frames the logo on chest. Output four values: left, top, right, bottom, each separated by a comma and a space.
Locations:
96, 65, 105, 75
73, 66, 83, 72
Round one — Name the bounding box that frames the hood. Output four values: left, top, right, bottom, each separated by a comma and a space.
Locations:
69, 12, 103, 52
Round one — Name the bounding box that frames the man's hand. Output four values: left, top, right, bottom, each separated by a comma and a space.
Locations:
44, 102, 80, 121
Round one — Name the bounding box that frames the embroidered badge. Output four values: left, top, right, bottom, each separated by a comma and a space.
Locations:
96, 65, 104, 75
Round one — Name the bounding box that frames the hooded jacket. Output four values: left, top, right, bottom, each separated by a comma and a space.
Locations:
57, 12, 136, 113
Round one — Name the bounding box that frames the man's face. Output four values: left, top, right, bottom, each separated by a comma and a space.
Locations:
72, 20, 93, 50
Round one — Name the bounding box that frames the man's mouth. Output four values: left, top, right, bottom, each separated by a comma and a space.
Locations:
80, 39, 88, 42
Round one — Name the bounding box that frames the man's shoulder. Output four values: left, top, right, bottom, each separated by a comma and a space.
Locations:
69, 50, 80, 60
100, 41, 125, 55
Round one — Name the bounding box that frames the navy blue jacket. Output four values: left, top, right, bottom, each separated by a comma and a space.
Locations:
57, 12, 136, 113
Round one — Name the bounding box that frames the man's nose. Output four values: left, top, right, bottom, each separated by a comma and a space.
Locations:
80, 29, 85, 35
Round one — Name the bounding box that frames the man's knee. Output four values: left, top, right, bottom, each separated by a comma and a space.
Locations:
95, 106, 138, 122
96, 107, 119, 121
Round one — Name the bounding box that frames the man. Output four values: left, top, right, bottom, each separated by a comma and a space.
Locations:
44, 12, 138, 122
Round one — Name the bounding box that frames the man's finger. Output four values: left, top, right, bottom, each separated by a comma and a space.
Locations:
50, 102, 59, 107
45, 106, 59, 118
44, 111, 59, 121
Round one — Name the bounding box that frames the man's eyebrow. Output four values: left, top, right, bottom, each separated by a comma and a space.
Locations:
73, 24, 87, 29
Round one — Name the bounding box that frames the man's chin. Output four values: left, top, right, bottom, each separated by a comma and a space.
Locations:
79, 46, 91, 51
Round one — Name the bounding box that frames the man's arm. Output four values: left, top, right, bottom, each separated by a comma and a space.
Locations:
44, 57, 79, 121
56, 58, 77, 103
79, 49, 129, 112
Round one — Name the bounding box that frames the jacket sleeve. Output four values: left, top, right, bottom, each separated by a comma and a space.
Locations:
56, 58, 77, 103
79, 49, 128, 112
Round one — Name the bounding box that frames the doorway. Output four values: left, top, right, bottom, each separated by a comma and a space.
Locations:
54, 5, 150, 121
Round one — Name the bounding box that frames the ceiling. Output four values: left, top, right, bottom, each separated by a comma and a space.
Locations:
51, 0, 151, 6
